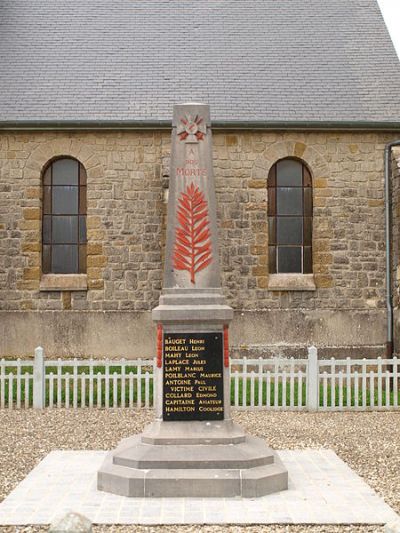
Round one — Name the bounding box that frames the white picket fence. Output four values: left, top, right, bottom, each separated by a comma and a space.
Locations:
230, 355, 308, 410
0, 346, 399, 411
231, 347, 399, 411
0, 348, 154, 410
318, 356, 399, 411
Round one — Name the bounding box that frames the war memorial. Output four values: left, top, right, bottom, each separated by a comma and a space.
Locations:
1, 0, 400, 528
97, 103, 288, 497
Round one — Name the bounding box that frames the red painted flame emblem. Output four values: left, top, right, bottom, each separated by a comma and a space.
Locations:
173, 183, 212, 284
177, 115, 206, 142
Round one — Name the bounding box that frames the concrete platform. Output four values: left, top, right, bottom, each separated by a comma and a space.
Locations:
0, 449, 398, 525
98, 437, 287, 498
97, 421, 288, 497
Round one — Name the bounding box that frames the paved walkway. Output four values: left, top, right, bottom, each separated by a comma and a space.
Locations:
0, 449, 398, 525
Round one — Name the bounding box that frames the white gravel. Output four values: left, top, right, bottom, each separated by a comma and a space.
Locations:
0, 409, 398, 533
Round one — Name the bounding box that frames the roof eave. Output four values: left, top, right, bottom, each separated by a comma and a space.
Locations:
1, 119, 400, 131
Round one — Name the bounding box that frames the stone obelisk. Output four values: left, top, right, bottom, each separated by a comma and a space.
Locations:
97, 103, 288, 497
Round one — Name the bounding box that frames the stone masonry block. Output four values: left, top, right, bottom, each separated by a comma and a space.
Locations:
257, 277, 269, 289
252, 266, 268, 277
27, 254, 40, 267
248, 179, 266, 189
87, 229, 105, 240
252, 165, 268, 181
313, 197, 326, 207
349, 144, 359, 153
20, 220, 40, 231
87, 267, 103, 279
250, 245, 267, 255
88, 164, 103, 178
87, 216, 102, 229
368, 199, 384, 207
87, 243, 103, 255
315, 274, 334, 288
87, 255, 107, 267
23, 207, 40, 220
23, 267, 40, 280
26, 187, 41, 199
313, 240, 331, 252
294, 142, 306, 158
17, 280, 40, 290
313, 252, 333, 265
22, 242, 40, 253
226, 135, 238, 146
252, 221, 268, 232
62, 292, 72, 310
255, 234, 268, 246
88, 279, 104, 290
314, 177, 328, 188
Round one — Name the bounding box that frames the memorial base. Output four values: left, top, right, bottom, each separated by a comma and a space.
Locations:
97, 420, 288, 498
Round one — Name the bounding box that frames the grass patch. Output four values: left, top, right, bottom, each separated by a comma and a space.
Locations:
1, 373, 398, 408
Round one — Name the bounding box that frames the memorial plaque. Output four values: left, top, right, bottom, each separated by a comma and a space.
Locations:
163, 332, 224, 421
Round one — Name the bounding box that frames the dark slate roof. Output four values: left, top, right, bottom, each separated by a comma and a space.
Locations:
1, 0, 400, 127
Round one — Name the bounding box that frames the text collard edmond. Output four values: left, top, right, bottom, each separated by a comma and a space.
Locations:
163, 332, 224, 421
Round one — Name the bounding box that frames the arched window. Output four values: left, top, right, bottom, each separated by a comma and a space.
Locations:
42, 158, 87, 274
268, 158, 312, 274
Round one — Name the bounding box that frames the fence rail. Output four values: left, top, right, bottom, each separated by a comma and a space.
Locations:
0, 346, 399, 411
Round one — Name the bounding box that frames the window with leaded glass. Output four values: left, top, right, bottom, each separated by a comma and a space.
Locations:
42, 158, 87, 274
268, 158, 312, 274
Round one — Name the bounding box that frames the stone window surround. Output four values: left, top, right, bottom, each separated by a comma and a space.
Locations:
40, 273, 88, 292
251, 140, 331, 292
23, 139, 105, 294
268, 273, 316, 291
267, 158, 313, 275
42, 157, 88, 276
40, 155, 88, 291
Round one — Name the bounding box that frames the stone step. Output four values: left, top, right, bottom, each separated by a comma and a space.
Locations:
98, 454, 288, 498
112, 435, 274, 470
141, 419, 247, 445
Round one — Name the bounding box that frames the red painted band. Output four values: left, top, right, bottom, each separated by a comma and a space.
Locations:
157, 324, 163, 368
223, 325, 229, 368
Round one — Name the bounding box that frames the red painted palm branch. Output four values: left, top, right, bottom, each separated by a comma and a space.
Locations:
173, 183, 212, 284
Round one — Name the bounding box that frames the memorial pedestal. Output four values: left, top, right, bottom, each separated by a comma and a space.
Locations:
98, 421, 287, 498
98, 294, 288, 498
97, 103, 288, 498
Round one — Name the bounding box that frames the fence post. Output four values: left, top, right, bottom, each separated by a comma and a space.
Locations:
307, 346, 319, 411
33, 346, 45, 409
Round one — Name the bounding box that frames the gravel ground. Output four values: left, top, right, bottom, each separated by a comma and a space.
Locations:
0, 409, 399, 533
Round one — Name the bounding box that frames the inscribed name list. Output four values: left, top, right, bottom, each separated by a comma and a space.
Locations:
163, 332, 224, 421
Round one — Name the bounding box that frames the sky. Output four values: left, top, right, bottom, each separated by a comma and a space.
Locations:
377, 0, 400, 58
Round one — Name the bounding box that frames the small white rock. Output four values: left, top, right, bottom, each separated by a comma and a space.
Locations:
49, 511, 92, 533
385, 519, 400, 533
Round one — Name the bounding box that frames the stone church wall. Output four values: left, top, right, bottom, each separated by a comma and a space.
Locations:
391, 147, 400, 354
0, 130, 396, 358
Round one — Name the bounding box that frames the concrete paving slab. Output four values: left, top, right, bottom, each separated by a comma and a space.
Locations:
0, 449, 398, 525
